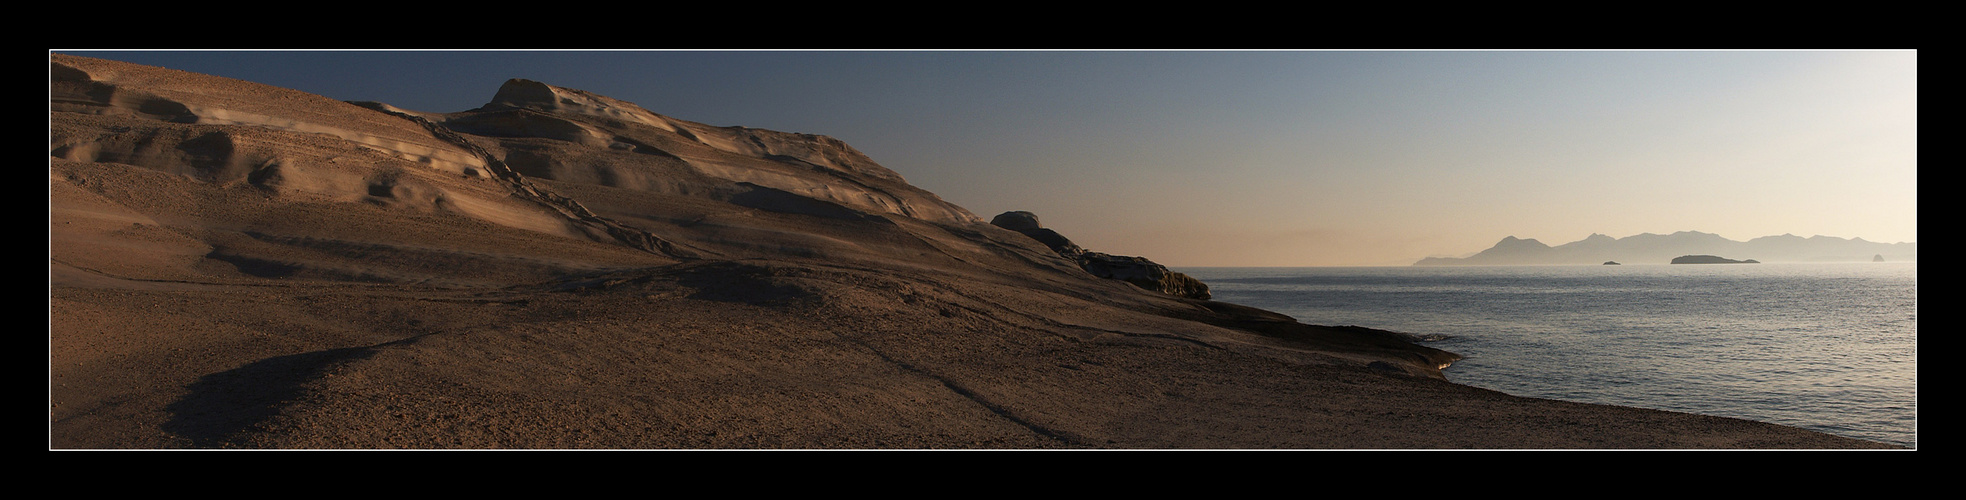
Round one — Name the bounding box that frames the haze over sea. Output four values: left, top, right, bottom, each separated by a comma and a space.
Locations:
1181, 262, 1917, 448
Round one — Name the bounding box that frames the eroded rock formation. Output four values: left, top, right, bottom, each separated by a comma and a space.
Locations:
49, 53, 1892, 449
990, 211, 1210, 300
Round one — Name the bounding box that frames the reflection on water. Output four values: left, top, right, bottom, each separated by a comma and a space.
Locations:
1181, 263, 1917, 448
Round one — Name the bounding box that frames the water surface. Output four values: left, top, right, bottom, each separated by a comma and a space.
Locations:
1180, 263, 1917, 447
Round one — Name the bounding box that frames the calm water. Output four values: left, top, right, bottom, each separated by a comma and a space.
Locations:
1179, 263, 1917, 448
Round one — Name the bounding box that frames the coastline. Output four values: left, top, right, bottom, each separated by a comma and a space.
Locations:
50, 265, 1904, 449
48, 53, 1903, 450
1182, 264, 1916, 448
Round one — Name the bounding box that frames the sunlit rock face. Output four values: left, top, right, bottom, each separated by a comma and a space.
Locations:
50, 54, 1023, 283
49, 52, 1223, 312
53, 54, 1573, 451
991, 211, 1211, 300
443, 78, 981, 225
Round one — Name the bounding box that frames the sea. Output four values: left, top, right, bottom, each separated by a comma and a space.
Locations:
1178, 262, 1917, 448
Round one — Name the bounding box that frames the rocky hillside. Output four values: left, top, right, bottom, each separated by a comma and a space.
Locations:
49, 54, 1893, 449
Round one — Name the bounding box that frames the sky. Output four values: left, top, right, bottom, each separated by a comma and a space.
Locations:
57, 50, 1918, 266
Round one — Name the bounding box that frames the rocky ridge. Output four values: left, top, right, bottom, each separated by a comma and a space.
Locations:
48, 53, 1894, 449
990, 211, 1210, 300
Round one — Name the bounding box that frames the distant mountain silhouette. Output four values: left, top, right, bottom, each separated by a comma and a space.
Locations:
1414, 231, 1916, 266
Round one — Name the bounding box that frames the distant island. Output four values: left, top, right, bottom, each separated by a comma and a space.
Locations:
1415, 231, 1916, 266
1671, 255, 1759, 264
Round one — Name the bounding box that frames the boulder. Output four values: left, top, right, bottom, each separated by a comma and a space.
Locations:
1077, 252, 1212, 300
989, 211, 1084, 256
992, 211, 1209, 300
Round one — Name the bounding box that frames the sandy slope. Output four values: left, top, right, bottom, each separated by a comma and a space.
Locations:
47, 53, 1899, 449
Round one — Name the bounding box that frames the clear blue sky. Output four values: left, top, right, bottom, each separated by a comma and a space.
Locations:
59, 50, 1918, 266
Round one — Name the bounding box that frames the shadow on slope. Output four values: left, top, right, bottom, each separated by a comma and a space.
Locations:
161, 344, 384, 447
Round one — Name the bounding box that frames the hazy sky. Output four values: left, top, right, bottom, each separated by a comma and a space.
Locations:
59, 50, 1917, 266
